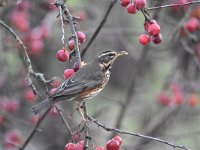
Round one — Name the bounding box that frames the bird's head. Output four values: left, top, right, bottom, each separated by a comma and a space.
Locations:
97, 50, 128, 71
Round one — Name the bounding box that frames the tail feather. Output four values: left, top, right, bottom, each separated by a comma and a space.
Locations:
32, 98, 52, 115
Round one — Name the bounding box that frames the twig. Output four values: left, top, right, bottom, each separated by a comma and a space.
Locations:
0, 19, 54, 96
20, 108, 51, 150
54, 106, 75, 143
59, 5, 65, 44
87, 115, 191, 150
82, 102, 90, 150
147, 0, 200, 10
81, 0, 117, 57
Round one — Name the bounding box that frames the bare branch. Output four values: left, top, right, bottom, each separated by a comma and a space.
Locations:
54, 106, 75, 143
87, 115, 191, 150
148, 0, 200, 10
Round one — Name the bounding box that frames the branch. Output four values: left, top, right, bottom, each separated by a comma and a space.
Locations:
55, 1, 82, 67
87, 115, 191, 150
54, 106, 75, 143
81, 0, 117, 57
59, 5, 65, 44
147, 0, 200, 10
20, 108, 51, 150
82, 102, 90, 150
0, 19, 54, 96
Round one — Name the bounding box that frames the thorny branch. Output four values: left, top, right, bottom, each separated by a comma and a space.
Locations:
148, 0, 200, 10
0, 19, 54, 96
87, 115, 191, 150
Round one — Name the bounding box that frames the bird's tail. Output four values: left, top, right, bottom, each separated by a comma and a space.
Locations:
32, 98, 52, 115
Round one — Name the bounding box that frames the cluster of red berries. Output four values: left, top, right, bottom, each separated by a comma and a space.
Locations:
180, 7, 200, 36
0, 98, 20, 113
56, 31, 86, 80
157, 83, 199, 107
64, 136, 122, 150
120, 0, 146, 14
120, 0, 162, 46
10, 0, 51, 56
139, 20, 162, 45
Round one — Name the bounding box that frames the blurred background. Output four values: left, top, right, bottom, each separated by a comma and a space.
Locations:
0, 0, 200, 149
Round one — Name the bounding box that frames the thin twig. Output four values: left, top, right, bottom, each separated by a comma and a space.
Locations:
87, 115, 191, 150
20, 108, 51, 150
82, 102, 90, 150
59, 6, 65, 44
81, 0, 117, 57
54, 106, 75, 143
147, 0, 200, 10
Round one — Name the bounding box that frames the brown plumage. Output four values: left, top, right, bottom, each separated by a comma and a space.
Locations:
32, 50, 128, 115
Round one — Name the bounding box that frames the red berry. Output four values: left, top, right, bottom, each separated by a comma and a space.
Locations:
127, 3, 137, 14
1, 100, 20, 113
72, 131, 81, 141
148, 23, 160, 36
96, 146, 105, 150
77, 141, 84, 147
40, 24, 49, 39
77, 31, 86, 43
152, 33, 162, 44
10, 10, 30, 32
65, 143, 75, 150
188, 94, 199, 107
184, 17, 199, 33
74, 11, 87, 21
120, 0, 130, 7
56, 49, 69, 62
138, 34, 150, 45
68, 40, 75, 51
173, 92, 183, 105
4, 130, 21, 149
157, 93, 171, 106
48, 107, 58, 116
74, 142, 84, 150
63, 69, 75, 79
24, 89, 37, 102
50, 88, 57, 95
144, 20, 157, 31
73, 62, 80, 72
134, 0, 146, 9
28, 39, 44, 56
31, 115, 40, 124
53, 79, 60, 88
106, 140, 120, 150
112, 136, 122, 145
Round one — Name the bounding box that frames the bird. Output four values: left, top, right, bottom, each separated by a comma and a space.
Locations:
32, 49, 128, 115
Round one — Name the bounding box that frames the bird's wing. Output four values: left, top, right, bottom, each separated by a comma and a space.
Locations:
50, 73, 102, 98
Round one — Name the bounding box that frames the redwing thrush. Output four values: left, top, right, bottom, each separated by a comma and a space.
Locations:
32, 50, 128, 115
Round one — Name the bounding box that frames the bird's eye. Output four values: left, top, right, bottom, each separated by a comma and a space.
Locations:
108, 53, 114, 57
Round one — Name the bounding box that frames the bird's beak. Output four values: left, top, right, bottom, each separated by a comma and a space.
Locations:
116, 51, 128, 57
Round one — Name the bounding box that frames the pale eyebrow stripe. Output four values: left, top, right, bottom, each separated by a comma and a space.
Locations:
98, 52, 115, 58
